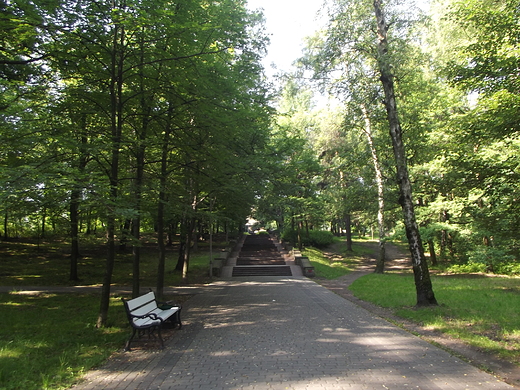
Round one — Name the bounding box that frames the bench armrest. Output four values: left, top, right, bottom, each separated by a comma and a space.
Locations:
157, 300, 182, 310
131, 313, 162, 322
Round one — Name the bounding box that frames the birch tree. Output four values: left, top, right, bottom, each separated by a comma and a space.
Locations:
306, 0, 437, 305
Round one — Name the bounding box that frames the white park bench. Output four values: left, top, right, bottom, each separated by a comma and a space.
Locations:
122, 291, 182, 351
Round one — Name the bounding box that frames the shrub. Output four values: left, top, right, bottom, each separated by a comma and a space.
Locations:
308, 230, 335, 248
467, 246, 516, 273
446, 246, 518, 275
446, 262, 487, 274
495, 261, 520, 275
281, 229, 334, 249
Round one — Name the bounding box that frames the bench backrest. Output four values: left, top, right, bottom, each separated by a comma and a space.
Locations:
124, 291, 158, 317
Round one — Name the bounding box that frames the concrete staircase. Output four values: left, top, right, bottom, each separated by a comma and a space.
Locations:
221, 234, 302, 278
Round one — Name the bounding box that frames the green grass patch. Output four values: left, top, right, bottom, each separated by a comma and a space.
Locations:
302, 238, 371, 279
0, 293, 128, 390
0, 236, 219, 388
0, 290, 191, 390
349, 273, 520, 364
302, 247, 351, 279
0, 237, 221, 287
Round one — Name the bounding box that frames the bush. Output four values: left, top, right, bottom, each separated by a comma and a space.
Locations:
495, 261, 520, 275
281, 229, 334, 249
446, 246, 519, 275
446, 262, 487, 274
468, 246, 516, 273
309, 230, 335, 248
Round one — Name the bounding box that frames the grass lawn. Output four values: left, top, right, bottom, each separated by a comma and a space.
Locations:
2, 235, 519, 389
0, 235, 223, 287
0, 235, 219, 390
301, 237, 372, 279
307, 238, 520, 367
349, 273, 520, 364
0, 293, 128, 390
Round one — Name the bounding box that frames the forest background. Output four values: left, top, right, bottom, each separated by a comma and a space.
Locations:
1, 0, 520, 321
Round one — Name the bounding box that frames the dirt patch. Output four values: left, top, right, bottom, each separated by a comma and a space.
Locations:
317, 241, 520, 389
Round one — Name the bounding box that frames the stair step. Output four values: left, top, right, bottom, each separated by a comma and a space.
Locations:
232, 266, 292, 277
236, 258, 285, 265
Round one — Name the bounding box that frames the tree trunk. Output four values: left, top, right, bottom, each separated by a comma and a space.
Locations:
361, 105, 386, 273
131, 48, 152, 298
97, 14, 125, 327
182, 217, 195, 281
69, 190, 81, 281
192, 219, 200, 252
69, 117, 89, 281
131, 218, 141, 298
156, 194, 166, 300
373, 0, 437, 306
3, 211, 8, 240
345, 214, 353, 251
428, 239, 438, 266
176, 215, 188, 272
225, 221, 229, 242
156, 107, 173, 300
40, 207, 46, 239
176, 241, 185, 271
119, 219, 131, 251
297, 220, 302, 251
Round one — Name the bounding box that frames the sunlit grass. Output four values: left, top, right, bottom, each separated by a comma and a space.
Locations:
304, 240, 520, 365
303, 247, 352, 279
0, 293, 128, 390
0, 235, 221, 388
302, 238, 375, 279
349, 273, 520, 364
0, 290, 191, 390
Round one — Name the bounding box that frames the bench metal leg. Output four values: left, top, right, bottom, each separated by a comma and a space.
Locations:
124, 328, 138, 351
157, 326, 164, 349
173, 310, 182, 329
125, 325, 166, 351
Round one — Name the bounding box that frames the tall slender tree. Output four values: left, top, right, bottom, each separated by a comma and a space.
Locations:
303, 0, 437, 305
372, 0, 436, 305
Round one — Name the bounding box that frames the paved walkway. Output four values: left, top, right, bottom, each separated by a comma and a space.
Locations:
70, 276, 515, 390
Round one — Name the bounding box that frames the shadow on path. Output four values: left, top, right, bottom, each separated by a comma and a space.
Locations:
316, 240, 520, 388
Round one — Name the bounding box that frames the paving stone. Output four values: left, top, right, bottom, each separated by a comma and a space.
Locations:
71, 277, 515, 390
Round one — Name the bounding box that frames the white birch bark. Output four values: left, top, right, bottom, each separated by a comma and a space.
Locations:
361, 105, 386, 273
373, 0, 437, 305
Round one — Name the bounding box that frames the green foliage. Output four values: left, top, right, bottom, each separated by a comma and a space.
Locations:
445, 262, 488, 274
445, 0, 520, 95
2, 0, 520, 291
446, 246, 519, 275
281, 229, 335, 248
307, 230, 335, 248
349, 273, 520, 363
0, 0, 271, 245
467, 247, 516, 273
411, 0, 520, 265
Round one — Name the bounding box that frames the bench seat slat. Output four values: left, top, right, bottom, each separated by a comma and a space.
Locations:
126, 291, 155, 311
131, 301, 159, 317
131, 307, 180, 327
132, 317, 161, 328
149, 306, 180, 321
